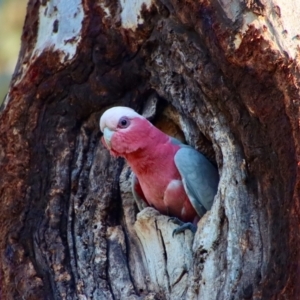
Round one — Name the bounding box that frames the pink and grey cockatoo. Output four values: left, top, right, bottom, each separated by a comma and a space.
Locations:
100, 106, 219, 234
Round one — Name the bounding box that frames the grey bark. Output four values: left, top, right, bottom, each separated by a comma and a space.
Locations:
0, 0, 299, 299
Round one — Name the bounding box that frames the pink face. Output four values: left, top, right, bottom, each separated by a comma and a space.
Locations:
100, 107, 152, 157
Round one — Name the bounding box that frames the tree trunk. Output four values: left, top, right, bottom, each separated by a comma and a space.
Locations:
0, 0, 299, 299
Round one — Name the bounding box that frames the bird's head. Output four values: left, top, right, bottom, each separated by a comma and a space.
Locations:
99, 106, 153, 157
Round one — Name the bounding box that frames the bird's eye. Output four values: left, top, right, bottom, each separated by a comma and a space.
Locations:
118, 117, 130, 128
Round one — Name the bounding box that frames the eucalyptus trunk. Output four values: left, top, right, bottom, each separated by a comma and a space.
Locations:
0, 0, 299, 299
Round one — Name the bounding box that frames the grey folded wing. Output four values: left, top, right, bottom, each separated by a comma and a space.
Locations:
131, 173, 149, 211
174, 146, 219, 217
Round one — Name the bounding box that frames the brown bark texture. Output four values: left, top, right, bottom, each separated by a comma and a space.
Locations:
0, 0, 299, 299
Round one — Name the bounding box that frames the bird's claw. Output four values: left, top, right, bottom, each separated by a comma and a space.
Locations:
168, 217, 184, 226
168, 218, 197, 237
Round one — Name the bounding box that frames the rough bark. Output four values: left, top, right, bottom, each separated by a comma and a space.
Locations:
0, 0, 299, 299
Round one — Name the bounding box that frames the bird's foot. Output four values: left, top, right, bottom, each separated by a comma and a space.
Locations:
168, 217, 197, 237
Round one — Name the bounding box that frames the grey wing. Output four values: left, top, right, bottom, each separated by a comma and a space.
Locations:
131, 173, 148, 211
174, 147, 219, 218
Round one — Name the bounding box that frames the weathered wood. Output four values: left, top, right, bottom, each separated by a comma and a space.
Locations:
0, 0, 299, 299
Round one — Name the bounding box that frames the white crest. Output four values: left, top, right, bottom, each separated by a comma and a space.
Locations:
99, 106, 143, 132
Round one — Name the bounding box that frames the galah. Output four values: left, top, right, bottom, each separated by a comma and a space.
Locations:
99, 106, 219, 234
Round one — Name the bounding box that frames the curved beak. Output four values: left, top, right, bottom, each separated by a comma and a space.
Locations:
103, 127, 114, 149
